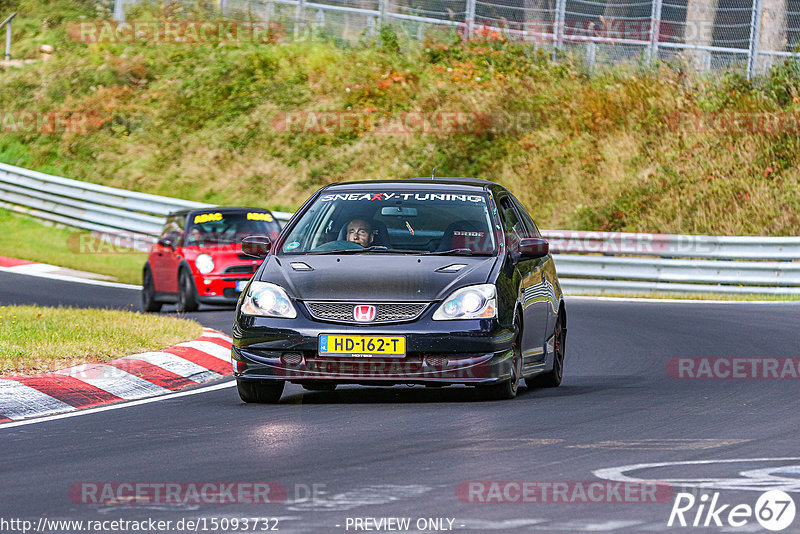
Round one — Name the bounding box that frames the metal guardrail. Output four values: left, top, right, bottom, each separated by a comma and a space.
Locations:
0, 162, 294, 252
0, 161, 797, 295
541, 230, 800, 261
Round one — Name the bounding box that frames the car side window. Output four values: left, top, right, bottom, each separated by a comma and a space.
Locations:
510, 196, 541, 237
160, 216, 184, 246
498, 196, 524, 250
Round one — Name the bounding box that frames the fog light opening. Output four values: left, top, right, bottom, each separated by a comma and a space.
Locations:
281, 352, 304, 366
425, 356, 449, 367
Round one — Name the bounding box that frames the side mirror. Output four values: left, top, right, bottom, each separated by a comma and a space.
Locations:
158, 237, 175, 250
242, 235, 272, 258
518, 237, 549, 259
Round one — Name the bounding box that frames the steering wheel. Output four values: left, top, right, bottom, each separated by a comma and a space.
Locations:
311, 240, 364, 252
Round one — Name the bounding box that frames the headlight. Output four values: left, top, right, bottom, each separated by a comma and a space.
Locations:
432, 284, 497, 320
195, 254, 215, 274
240, 281, 297, 318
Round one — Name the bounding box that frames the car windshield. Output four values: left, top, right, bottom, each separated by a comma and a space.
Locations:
186, 211, 280, 246
280, 190, 497, 255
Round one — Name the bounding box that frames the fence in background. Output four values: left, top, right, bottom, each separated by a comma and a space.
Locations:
113, 0, 800, 77
2, 161, 798, 295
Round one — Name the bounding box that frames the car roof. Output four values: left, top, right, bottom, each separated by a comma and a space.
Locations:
322, 177, 498, 192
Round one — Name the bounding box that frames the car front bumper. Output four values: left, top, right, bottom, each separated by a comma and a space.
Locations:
193, 273, 250, 305
231, 307, 516, 386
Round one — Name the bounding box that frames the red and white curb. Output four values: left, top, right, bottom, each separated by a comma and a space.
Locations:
0, 328, 233, 422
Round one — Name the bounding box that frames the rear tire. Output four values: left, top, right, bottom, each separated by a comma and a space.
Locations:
177, 268, 199, 313
237, 380, 284, 403
526, 315, 565, 388
142, 268, 162, 313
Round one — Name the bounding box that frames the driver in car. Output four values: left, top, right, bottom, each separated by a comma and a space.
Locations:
346, 219, 374, 247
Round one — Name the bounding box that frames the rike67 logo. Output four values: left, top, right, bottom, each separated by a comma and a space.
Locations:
668, 490, 796, 531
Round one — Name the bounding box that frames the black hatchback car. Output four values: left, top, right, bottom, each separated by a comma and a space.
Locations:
232, 178, 566, 402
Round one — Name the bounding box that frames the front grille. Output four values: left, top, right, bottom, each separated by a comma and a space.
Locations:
305, 302, 428, 323
223, 264, 257, 274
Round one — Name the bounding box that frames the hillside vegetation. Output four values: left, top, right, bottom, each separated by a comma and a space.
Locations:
1, 0, 800, 235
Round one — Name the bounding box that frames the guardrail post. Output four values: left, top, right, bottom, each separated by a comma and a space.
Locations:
747, 0, 763, 79
648, 0, 663, 65
465, 0, 476, 40
113, 0, 125, 22
586, 41, 596, 71
378, 0, 388, 30
294, 0, 306, 39
552, 0, 566, 60
4, 18, 10, 61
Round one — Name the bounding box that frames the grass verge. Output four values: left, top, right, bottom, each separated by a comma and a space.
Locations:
0, 304, 202, 376
2, 1, 800, 235
0, 208, 146, 285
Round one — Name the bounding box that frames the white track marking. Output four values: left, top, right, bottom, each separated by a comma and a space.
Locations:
541, 520, 645, 531
594, 457, 800, 493
56, 364, 171, 399
174, 340, 231, 361
0, 381, 75, 419
0, 381, 236, 429
0, 265, 140, 289
121, 352, 221, 382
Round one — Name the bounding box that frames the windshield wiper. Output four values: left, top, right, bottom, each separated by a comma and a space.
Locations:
427, 248, 474, 256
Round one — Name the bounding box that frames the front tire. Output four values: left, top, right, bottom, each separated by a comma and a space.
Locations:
478, 337, 521, 401
142, 268, 162, 313
526, 315, 565, 388
177, 268, 199, 313
237, 380, 284, 403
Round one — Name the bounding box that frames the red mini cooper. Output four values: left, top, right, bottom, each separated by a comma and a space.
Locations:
142, 207, 281, 312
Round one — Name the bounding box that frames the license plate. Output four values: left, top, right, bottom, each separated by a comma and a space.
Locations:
235, 280, 248, 292
319, 335, 406, 358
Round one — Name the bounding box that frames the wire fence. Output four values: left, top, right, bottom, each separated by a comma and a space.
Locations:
114, 0, 800, 77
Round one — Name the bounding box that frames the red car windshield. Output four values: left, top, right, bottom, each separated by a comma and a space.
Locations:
186, 211, 280, 247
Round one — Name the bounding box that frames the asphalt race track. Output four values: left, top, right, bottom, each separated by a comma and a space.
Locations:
1, 269, 800, 533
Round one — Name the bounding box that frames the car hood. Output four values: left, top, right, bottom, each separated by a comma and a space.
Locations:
259, 254, 498, 302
